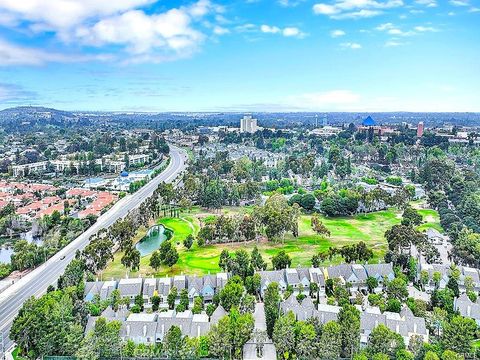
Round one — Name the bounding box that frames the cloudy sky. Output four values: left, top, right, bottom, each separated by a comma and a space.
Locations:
0, 0, 479, 111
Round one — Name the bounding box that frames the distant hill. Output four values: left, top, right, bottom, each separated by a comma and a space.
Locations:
0, 106, 93, 130
0, 106, 74, 121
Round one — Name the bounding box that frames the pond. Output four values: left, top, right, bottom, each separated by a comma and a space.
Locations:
135, 224, 168, 257
0, 231, 43, 264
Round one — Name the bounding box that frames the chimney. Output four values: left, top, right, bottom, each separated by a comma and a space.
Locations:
126, 324, 131, 336
414, 323, 417, 333
143, 324, 147, 337
468, 305, 472, 317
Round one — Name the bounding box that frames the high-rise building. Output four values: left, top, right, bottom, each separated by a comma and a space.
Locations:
240, 115, 258, 133
417, 121, 424, 137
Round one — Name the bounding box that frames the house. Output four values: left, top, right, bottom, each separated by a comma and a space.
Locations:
425, 228, 447, 245
315, 303, 341, 324
297, 268, 311, 290
158, 277, 172, 307
360, 306, 428, 347
121, 313, 158, 344
259, 270, 287, 297
364, 263, 395, 292
454, 293, 480, 325
460, 266, 480, 292
216, 272, 228, 292
100, 280, 117, 300
285, 268, 301, 290
118, 278, 143, 301
142, 278, 157, 304
327, 264, 367, 290
280, 295, 316, 321
173, 275, 186, 291
85, 306, 129, 334
210, 305, 227, 325
419, 263, 449, 293
201, 275, 216, 301
84, 281, 104, 301
187, 276, 204, 301
309, 267, 326, 297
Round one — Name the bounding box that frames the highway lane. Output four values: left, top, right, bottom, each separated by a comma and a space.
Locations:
0, 145, 187, 355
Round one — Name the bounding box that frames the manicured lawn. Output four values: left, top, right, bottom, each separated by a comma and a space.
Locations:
101, 206, 442, 278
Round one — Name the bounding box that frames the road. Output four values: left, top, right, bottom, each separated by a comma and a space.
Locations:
0, 145, 187, 356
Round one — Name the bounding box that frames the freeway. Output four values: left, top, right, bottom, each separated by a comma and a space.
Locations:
0, 145, 187, 356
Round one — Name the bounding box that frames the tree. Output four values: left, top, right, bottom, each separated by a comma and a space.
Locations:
149, 250, 162, 271
295, 321, 317, 359
441, 350, 464, 360
402, 206, 423, 226
339, 304, 361, 358
192, 296, 204, 314
318, 321, 342, 359
367, 324, 405, 359
159, 241, 179, 267
229, 249, 252, 280
253, 194, 299, 241
220, 277, 244, 311
134, 294, 144, 311
272, 250, 291, 270
367, 276, 379, 293
121, 247, 140, 271
163, 326, 183, 359
442, 315, 476, 355
424, 351, 440, 360
177, 288, 189, 312
251, 246, 267, 271
76, 318, 122, 360
387, 277, 409, 302
57, 257, 85, 289
183, 234, 194, 250
208, 307, 254, 359
385, 224, 426, 254
167, 287, 177, 310
264, 282, 281, 338
272, 312, 296, 359
311, 214, 331, 237
219, 249, 230, 271
151, 295, 161, 311
396, 349, 414, 360
11, 289, 84, 359
431, 289, 455, 313
299, 193, 316, 211
245, 273, 262, 297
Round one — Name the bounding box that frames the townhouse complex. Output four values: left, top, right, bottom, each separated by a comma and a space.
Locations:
84, 262, 434, 348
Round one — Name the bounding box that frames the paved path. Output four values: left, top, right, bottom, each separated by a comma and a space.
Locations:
243, 303, 277, 360
0, 145, 187, 356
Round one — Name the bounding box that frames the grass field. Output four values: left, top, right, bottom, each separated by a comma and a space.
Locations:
101, 205, 443, 279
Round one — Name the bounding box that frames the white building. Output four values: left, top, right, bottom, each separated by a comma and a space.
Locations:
240, 115, 258, 133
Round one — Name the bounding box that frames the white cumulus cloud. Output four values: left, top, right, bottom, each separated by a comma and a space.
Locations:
340, 42, 362, 49
0, 0, 224, 64
330, 29, 346, 37
313, 0, 403, 19
0, 38, 110, 66
260, 24, 306, 38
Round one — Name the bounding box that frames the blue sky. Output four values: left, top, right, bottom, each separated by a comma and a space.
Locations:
0, 0, 479, 112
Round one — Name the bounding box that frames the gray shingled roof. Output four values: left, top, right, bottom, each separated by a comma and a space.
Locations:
143, 278, 157, 298
118, 278, 143, 297
210, 305, 227, 324
364, 263, 394, 280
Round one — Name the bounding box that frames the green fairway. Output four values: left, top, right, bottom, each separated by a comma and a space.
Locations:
101, 206, 442, 278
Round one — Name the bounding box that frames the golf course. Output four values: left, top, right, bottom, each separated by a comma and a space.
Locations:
100, 204, 442, 279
